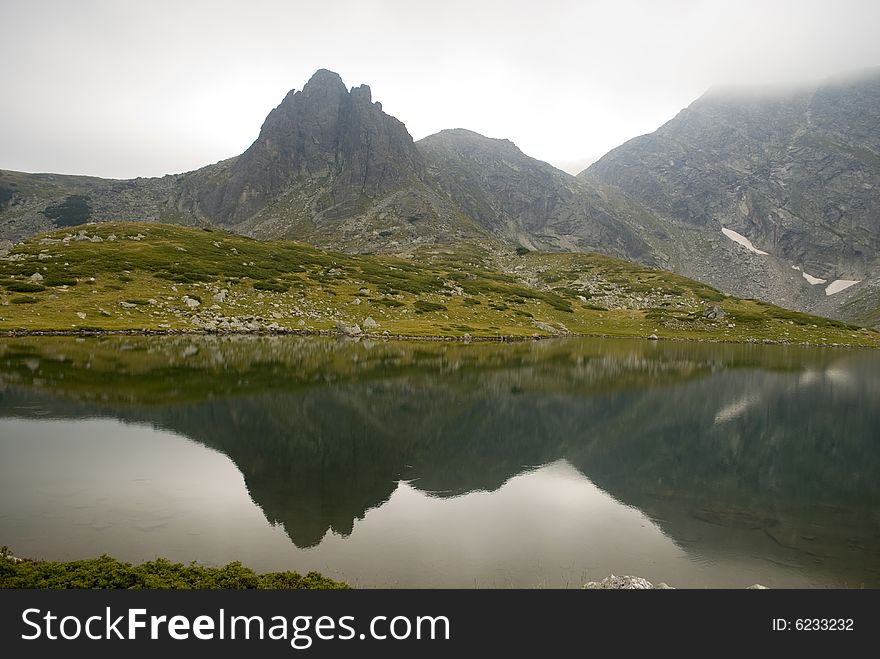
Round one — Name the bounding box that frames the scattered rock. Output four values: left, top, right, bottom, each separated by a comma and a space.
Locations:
0, 239, 13, 256
351, 297, 362, 305
647, 333, 659, 340
213, 290, 227, 303
28, 272, 44, 282
119, 301, 137, 309
746, 584, 769, 589
362, 316, 379, 330
75, 312, 86, 320
183, 296, 200, 309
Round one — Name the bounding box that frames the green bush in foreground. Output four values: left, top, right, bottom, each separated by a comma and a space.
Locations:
0, 548, 348, 589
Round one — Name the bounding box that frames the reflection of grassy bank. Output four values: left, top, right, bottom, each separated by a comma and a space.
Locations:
1, 222, 877, 346
0, 334, 862, 406
0, 548, 348, 589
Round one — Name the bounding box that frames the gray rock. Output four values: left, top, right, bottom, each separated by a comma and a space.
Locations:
584, 575, 655, 589
0, 239, 13, 256
532, 321, 559, 334
213, 290, 227, 303
75, 312, 86, 320
746, 584, 769, 589
702, 305, 727, 320
28, 272, 44, 282
362, 316, 379, 330
335, 320, 362, 336
647, 333, 659, 340
183, 296, 200, 309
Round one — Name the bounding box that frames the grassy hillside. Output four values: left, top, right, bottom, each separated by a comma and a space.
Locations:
0, 222, 876, 346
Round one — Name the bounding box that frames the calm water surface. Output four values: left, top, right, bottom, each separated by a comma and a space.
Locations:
1, 335, 878, 588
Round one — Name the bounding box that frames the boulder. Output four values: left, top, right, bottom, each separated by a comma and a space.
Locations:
702, 304, 727, 320
362, 316, 379, 330
336, 320, 362, 336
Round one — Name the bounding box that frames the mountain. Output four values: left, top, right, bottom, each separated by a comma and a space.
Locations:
0, 69, 657, 264
584, 67, 880, 325
2, 67, 879, 326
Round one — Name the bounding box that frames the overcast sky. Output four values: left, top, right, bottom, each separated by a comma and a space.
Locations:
1, 0, 879, 178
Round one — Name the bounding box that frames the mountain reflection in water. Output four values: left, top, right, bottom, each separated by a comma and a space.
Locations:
1, 335, 878, 587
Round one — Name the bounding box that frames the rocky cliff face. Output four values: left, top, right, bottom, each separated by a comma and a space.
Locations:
585, 67, 880, 323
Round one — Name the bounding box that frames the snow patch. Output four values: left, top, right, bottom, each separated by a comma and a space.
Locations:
825, 279, 860, 296
721, 228, 767, 255
801, 271, 826, 285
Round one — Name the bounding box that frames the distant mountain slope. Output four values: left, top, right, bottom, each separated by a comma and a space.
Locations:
417, 128, 668, 264
585, 67, 880, 325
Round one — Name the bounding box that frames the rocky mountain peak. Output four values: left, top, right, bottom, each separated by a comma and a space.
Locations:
175, 69, 423, 226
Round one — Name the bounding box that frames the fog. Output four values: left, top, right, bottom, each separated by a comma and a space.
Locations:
1, 0, 878, 178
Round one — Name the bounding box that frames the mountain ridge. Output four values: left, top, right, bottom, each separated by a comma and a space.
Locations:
2, 67, 879, 326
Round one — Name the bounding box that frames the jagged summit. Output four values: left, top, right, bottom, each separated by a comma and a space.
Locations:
173, 69, 424, 228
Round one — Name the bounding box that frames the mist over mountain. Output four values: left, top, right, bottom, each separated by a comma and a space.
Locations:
1, 67, 878, 325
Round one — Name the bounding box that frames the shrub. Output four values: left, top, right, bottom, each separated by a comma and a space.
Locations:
253, 281, 289, 293
6, 282, 45, 293
414, 300, 447, 313
0, 550, 348, 590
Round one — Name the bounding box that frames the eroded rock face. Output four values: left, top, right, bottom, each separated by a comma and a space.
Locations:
174, 69, 425, 227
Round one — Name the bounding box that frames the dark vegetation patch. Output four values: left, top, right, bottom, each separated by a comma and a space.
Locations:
414, 300, 447, 313
253, 281, 289, 293
43, 195, 92, 227
6, 282, 45, 293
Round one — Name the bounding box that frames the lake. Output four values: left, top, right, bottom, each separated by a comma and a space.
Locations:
1, 335, 878, 588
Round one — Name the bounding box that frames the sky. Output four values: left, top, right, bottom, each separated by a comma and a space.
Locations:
1, 0, 879, 179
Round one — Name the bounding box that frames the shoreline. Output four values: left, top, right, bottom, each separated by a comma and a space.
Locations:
0, 326, 872, 348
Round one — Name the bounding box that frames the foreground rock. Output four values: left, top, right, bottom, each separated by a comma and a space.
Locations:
583, 575, 768, 589
584, 575, 656, 589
